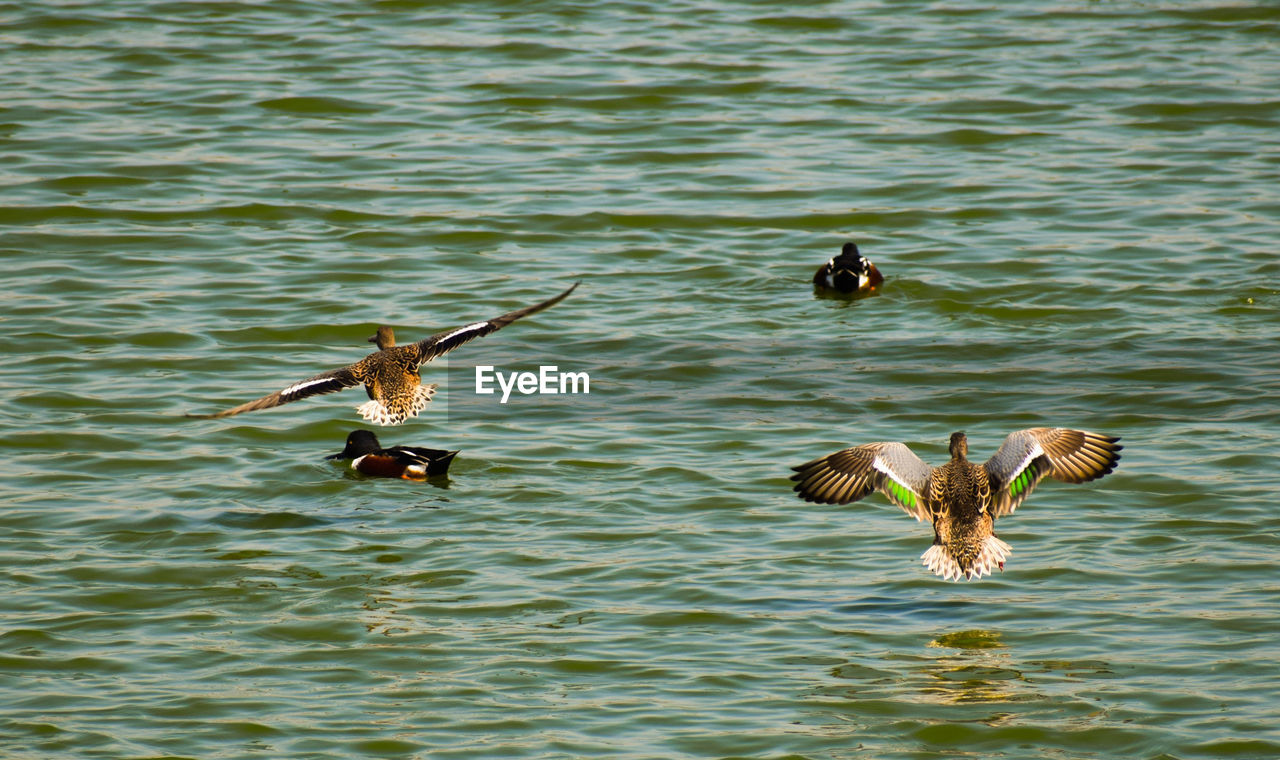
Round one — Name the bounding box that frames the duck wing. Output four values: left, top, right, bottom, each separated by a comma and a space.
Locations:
411, 282, 579, 365
387, 445, 459, 477
984, 427, 1122, 517
190, 365, 363, 419
791, 442, 934, 522
388, 445, 458, 463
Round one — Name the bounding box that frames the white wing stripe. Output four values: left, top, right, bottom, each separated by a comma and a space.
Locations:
437, 321, 489, 344
873, 455, 926, 520
871, 456, 893, 479
281, 376, 338, 396
872, 455, 915, 491
1011, 442, 1043, 478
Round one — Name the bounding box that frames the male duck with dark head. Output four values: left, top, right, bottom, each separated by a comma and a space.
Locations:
327, 430, 458, 480
813, 241, 884, 294
791, 428, 1122, 581
191, 282, 577, 426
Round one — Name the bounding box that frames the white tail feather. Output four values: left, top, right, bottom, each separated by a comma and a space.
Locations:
356, 400, 396, 426
356, 384, 437, 426
921, 536, 1012, 582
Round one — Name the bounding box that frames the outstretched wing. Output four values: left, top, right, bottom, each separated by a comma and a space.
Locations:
791, 442, 934, 522
412, 281, 579, 365
189, 366, 363, 419
984, 427, 1122, 517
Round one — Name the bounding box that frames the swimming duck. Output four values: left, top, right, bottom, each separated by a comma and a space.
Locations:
326, 429, 458, 479
791, 428, 1122, 581
813, 242, 884, 294
191, 282, 578, 425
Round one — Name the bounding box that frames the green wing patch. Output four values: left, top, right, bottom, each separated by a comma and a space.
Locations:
887, 478, 918, 509
1010, 462, 1040, 498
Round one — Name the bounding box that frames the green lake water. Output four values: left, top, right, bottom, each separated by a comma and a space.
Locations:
2, 1, 1279, 758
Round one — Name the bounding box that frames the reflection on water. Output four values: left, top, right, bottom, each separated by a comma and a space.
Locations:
922, 629, 1024, 708
817, 629, 1022, 706
801, 629, 1025, 747
929, 630, 1005, 651
3, 0, 1279, 755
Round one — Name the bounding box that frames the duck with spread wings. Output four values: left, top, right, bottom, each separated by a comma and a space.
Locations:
791, 428, 1122, 581
191, 282, 578, 426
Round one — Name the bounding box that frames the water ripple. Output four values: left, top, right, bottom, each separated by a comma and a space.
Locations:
2, 1, 1279, 758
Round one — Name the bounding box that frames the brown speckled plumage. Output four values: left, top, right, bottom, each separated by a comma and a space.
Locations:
190, 282, 578, 426
792, 429, 1122, 581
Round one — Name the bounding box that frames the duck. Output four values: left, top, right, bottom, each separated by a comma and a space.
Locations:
791, 428, 1122, 581
326, 429, 458, 479
190, 282, 578, 426
813, 242, 884, 294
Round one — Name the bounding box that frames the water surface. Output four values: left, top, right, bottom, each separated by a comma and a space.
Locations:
2, 2, 1279, 758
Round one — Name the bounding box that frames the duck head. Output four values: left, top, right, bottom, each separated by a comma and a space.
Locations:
368, 326, 396, 350
326, 429, 382, 460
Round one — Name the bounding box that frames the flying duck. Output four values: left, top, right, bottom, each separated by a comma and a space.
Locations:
791, 428, 1122, 581
191, 282, 578, 425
